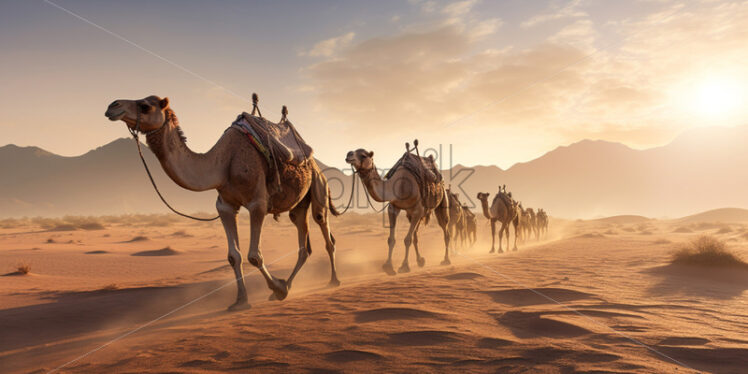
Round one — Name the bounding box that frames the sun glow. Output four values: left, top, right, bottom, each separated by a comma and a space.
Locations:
689, 76, 745, 120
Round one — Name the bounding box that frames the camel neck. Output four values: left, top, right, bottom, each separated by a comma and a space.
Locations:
479, 198, 492, 219
358, 164, 388, 202
144, 120, 225, 192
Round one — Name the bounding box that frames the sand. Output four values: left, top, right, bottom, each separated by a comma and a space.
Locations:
1, 213, 747, 373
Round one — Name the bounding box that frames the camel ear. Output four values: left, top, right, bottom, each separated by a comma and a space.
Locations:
367, 151, 374, 158
159, 97, 170, 109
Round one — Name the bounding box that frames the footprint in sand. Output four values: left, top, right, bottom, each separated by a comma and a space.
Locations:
496, 311, 592, 339
324, 349, 384, 363
483, 287, 593, 306
444, 272, 484, 280
658, 336, 710, 346
388, 330, 460, 346
354, 307, 441, 323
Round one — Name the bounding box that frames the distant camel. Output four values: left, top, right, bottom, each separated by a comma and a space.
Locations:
105, 95, 340, 310
526, 207, 539, 240
462, 205, 477, 246
477, 189, 519, 253
446, 188, 465, 249
537, 209, 549, 238
346, 148, 451, 274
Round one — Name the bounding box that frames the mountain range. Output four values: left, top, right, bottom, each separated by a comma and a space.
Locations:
1, 125, 747, 219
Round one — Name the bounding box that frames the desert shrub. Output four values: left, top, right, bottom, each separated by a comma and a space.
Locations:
672, 236, 747, 267
673, 226, 693, 234
653, 238, 672, 245
16, 263, 31, 274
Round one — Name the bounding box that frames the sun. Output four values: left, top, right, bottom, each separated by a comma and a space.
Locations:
690, 76, 744, 120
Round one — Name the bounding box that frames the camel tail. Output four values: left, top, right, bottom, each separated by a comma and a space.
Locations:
328, 192, 342, 216
424, 211, 432, 225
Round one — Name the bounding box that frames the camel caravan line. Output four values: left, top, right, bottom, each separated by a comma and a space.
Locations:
105, 94, 549, 309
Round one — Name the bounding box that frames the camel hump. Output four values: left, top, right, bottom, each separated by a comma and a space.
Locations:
235, 112, 314, 165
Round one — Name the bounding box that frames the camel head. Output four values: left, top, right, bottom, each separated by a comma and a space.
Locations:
476, 192, 490, 202
105, 95, 171, 133
345, 149, 375, 172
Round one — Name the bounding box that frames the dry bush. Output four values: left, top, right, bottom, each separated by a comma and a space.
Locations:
16, 263, 31, 275
653, 238, 672, 245
672, 236, 747, 268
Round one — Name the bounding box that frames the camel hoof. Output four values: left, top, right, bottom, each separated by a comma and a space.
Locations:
328, 278, 341, 288
227, 298, 250, 311
269, 278, 288, 301
513, 247, 518, 252
489, 249, 495, 254
398, 263, 411, 274
440, 258, 451, 266
417, 257, 426, 267
382, 262, 396, 276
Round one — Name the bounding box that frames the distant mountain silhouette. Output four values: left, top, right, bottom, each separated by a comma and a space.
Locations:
2, 125, 747, 218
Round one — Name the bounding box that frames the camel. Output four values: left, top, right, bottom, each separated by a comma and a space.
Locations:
476, 189, 519, 253
446, 188, 465, 249
537, 209, 549, 237
105, 95, 340, 310
517, 203, 530, 242
526, 207, 539, 240
345, 148, 451, 274
461, 205, 477, 246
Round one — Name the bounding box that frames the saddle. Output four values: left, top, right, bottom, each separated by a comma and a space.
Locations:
232, 112, 313, 166
385, 152, 444, 210
492, 191, 513, 212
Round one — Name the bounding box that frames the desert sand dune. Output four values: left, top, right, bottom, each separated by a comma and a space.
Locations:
0, 214, 747, 373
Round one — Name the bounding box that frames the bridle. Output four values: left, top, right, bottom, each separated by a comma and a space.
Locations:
127, 108, 219, 222
337, 164, 389, 215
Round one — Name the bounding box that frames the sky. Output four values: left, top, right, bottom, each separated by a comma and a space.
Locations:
1, 0, 747, 169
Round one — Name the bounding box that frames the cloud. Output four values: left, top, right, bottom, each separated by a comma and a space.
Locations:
442, 0, 478, 18
521, 0, 587, 28
301, 32, 355, 58
302, 0, 748, 158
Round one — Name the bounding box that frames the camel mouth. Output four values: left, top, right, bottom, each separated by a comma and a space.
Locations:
105, 110, 126, 121
345, 156, 356, 164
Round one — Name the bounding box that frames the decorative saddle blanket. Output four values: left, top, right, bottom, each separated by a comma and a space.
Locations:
384, 152, 444, 210
231, 112, 314, 167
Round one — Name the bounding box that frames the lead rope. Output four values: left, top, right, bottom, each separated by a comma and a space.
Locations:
128, 111, 219, 222
337, 166, 389, 215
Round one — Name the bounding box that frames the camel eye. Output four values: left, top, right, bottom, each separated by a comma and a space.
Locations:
138, 103, 151, 113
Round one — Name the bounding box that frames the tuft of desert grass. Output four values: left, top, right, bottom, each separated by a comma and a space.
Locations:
671, 236, 747, 268
16, 263, 31, 275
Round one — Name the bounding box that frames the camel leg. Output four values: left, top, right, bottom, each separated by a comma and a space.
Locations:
399, 210, 423, 273
383, 204, 399, 276
497, 221, 505, 253
312, 201, 340, 287
245, 201, 288, 301
413, 223, 426, 267
513, 219, 519, 251
489, 219, 497, 253
286, 195, 312, 291
435, 203, 451, 265
217, 197, 248, 311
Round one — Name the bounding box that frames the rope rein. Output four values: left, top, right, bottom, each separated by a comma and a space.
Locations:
335, 166, 390, 215
128, 110, 220, 222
